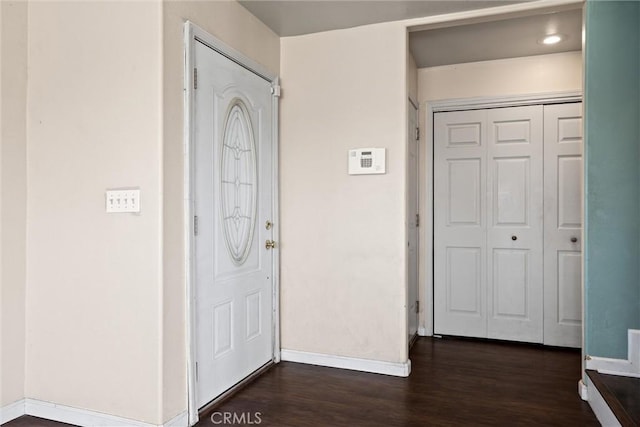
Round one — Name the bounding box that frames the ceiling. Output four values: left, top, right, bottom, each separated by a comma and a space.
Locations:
238, 1, 582, 68
410, 9, 582, 68
238, 1, 528, 37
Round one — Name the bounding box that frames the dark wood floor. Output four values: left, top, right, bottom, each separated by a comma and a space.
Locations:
5, 337, 598, 427
1, 417, 72, 427
200, 337, 597, 426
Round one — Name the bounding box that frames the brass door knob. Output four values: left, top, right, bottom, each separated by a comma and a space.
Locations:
265, 240, 276, 250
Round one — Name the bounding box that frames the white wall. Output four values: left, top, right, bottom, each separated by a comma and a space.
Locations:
162, 0, 280, 421
25, 1, 164, 424
280, 22, 409, 364
0, 0, 27, 408
416, 51, 583, 331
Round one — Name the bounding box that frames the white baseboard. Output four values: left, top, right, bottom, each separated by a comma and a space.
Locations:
585, 376, 621, 427
1, 398, 26, 424
1, 398, 188, 427
418, 327, 432, 337
281, 349, 411, 377
586, 356, 634, 376
26, 399, 154, 427
578, 379, 588, 401
164, 411, 189, 427
586, 329, 640, 378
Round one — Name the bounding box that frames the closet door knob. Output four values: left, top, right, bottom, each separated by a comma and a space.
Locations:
511, 235, 517, 241
571, 237, 578, 243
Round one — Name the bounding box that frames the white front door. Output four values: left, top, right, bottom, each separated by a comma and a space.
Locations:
407, 100, 419, 343
543, 102, 583, 348
194, 40, 275, 408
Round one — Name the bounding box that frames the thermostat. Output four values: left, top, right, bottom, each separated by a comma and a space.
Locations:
348, 148, 386, 175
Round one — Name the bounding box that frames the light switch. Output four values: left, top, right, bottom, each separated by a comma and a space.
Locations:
106, 188, 140, 213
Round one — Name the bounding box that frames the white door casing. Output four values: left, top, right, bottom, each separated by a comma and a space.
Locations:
193, 39, 276, 408
543, 102, 583, 348
408, 99, 419, 342
486, 106, 543, 343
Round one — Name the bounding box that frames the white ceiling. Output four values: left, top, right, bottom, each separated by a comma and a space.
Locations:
238, 0, 528, 37
410, 9, 582, 67
238, 1, 582, 68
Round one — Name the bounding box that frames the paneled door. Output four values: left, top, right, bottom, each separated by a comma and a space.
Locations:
434, 106, 544, 342
486, 106, 543, 343
434, 102, 583, 347
434, 109, 488, 338
194, 40, 275, 408
543, 103, 583, 348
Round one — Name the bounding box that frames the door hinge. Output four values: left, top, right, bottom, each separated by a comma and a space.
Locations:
416, 127, 420, 141
416, 213, 420, 227
195, 362, 198, 381
194, 215, 199, 236
271, 84, 281, 98
193, 68, 198, 90
416, 300, 420, 314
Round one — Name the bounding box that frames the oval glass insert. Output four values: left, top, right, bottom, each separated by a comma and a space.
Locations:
220, 99, 257, 265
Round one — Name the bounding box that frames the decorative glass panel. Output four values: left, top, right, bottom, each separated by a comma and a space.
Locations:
220, 99, 257, 265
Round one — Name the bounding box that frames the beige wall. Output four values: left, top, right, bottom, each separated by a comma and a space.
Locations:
2, 2, 583, 423
0, 0, 280, 423
0, 0, 27, 408
418, 51, 583, 101
162, 0, 280, 421
280, 22, 409, 364
416, 51, 583, 331
25, 1, 164, 424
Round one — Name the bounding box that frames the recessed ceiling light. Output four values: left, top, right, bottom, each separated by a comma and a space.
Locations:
540, 34, 564, 45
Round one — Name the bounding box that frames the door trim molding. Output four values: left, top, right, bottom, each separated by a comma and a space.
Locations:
183, 22, 280, 426
428, 91, 582, 113
423, 91, 582, 339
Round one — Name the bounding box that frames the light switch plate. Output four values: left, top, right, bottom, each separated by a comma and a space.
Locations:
106, 188, 140, 213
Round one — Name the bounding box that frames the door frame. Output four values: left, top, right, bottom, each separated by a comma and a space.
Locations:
422, 91, 581, 338
183, 22, 281, 426
407, 96, 420, 347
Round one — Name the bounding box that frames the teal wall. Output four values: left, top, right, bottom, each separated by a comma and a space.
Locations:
584, 0, 640, 359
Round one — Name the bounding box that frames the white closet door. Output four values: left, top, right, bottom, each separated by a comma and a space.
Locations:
434, 110, 488, 338
543, 102, 583, 348
486, 106, 544, 343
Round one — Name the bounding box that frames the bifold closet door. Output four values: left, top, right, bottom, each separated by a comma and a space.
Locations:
486, 106, 544, 343
434, 106, 544, 342
543, 103, 583, 348
434, 110, 488, 338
